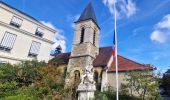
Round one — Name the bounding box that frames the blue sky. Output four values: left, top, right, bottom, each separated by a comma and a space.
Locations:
3, 0, 170, 72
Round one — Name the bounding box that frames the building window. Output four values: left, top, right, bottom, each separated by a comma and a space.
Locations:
93, 31, 96, 45
0, 32, 17, 51
0, 60, 7, 64
80, 28, 85, 43
35, 27, 44, 37
74, 70, 80, 82
94, 71, 98, 83
28, 41, 41, 57
10, 16, 22, 28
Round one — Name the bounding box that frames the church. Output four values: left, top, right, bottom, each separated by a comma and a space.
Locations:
51, 2, 153, 91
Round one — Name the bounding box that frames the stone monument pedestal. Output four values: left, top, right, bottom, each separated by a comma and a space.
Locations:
77, 83, 96, 100
77, 64, 96, 100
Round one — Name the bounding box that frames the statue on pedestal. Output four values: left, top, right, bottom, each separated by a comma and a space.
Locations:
77, 64, 96, 100
80, 64, 95, 85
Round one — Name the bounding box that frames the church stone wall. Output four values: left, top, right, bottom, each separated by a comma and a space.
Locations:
65, 56, 94, 87
71, 43, 99, 58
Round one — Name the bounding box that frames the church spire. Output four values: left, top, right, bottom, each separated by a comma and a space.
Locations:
75, 2, 99, 28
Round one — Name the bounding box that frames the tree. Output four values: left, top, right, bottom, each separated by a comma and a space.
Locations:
123, 70, 161, 100
162, 69, 170, 95
0, 60, 45, 99
0, 60, 78, 100
16, 60, 45, 87
0, 63, 18, 98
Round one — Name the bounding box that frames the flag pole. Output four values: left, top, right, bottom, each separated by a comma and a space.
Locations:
113, 1, 119, 100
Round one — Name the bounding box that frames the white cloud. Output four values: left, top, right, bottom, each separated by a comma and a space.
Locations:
67, 14, 80, 28
124, 0, 137, 17
40, 21, 66, 52
103, 0, 137, 19
150, 30, 167, 43
156, 14, 170, 29
52, 39, 66, 53
41, 21, 56, 30
150, 14, 170, 43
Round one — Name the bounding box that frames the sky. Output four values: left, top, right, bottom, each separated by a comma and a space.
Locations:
3, 0, 170, 73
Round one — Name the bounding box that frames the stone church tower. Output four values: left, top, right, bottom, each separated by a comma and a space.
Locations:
65, 2, 100, 88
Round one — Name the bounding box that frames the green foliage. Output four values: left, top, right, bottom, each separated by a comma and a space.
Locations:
0, 60, 71, 100
0, 60, 46, 99
0, 64, 18, 98
16, 60, 45, 87
123, 70, 161, 100
2, 87, 41, 100
36, 64, 65, 95
0, 81, 18, 98
0, 63, 18, 82
162, 72, 170, 96
119, 83, 129, 95
94, 90, 141, 100
0, 60, 163, 100
95, 91, 108, 100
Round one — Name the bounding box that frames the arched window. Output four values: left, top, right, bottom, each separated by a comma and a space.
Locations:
80, 28, 85, 43
74, 70, 80, 82
94, 71, 98, 83
64, 68, 67, 78
93, 31, 96, 45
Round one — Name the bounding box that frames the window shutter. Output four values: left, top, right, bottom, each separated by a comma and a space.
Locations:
0, 32, 17, 49
29, 41, 41, 55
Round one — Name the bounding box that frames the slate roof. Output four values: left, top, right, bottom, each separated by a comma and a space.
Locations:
75, 2, 100, 29
56, 45, 62, 50
52, 52, 70, 65
53, 46, 153, 71
0, 1, 55, 32
93, 46, 112, 67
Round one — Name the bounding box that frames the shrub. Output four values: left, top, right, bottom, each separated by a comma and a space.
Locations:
94, 90, 141, 100
0, 60, 45, 99
3, 87, 41, 100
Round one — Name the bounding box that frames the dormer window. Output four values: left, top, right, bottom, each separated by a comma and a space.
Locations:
35, 27, 44, 37
10, 16, 22, 28
80, 28, 85, 43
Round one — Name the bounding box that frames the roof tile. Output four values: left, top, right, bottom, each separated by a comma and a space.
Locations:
108, 55, 153, 72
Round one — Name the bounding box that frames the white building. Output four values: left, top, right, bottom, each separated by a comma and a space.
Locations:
0, 1, 56, 64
